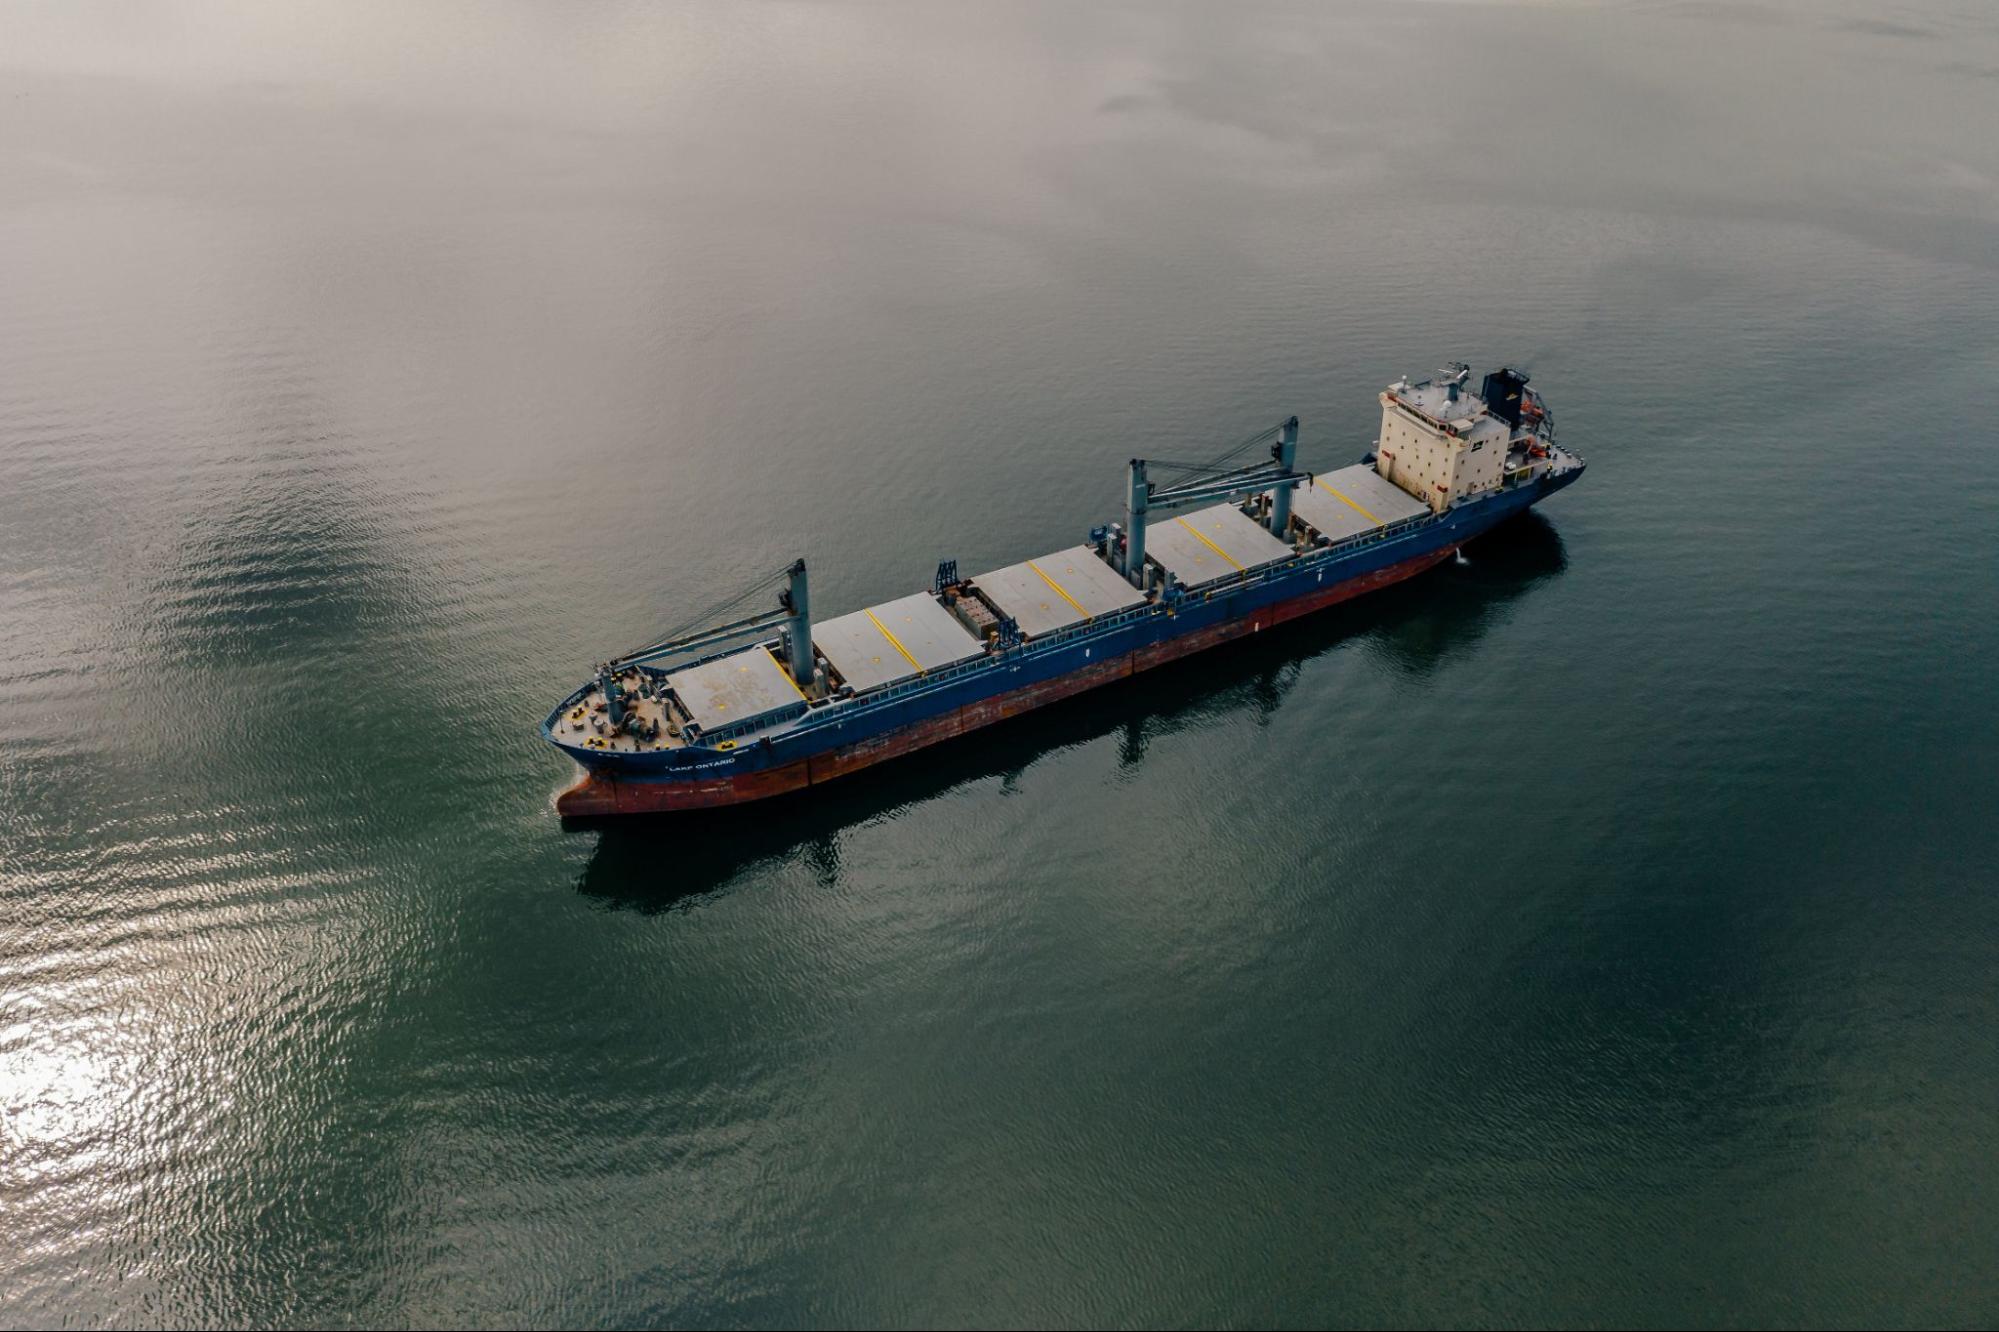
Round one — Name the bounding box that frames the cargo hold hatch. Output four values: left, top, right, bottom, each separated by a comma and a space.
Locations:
814, 591, 985, 693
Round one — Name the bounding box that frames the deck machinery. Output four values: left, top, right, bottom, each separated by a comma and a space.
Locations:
545, 364, 1582, 814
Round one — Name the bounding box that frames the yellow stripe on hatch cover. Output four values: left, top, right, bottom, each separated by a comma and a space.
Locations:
1316, 477, 1380, 524
1175, 516, 1245, 571
865, 609, 925, 673
765, 648, 809, 702
1025, 559, 1090, 618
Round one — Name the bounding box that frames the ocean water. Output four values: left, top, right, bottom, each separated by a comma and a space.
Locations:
3, 2, 1996, 1326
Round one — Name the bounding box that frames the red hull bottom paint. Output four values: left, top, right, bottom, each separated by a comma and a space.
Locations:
554, 546, 1454, 816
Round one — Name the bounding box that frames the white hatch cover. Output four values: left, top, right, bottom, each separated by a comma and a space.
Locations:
814, 591, 985, 693
1286, 462, 1429, 542
972, 545, 1146, 638
667, 646, 807, 733
1145, 502, 1294, 590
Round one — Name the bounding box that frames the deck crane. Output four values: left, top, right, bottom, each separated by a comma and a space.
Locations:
592, 559, 812, 724
1119, 416, 1306, 586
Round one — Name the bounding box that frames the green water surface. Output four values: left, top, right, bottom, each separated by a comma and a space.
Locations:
3, 2, 1996, 1326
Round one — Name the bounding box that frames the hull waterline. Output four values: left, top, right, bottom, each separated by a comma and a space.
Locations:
555, 542, 1457, 816
545, 365, 1582, 817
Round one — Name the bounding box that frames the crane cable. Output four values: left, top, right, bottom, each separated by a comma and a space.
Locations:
613, 560, 796, 665
1145, 421, 1284, 480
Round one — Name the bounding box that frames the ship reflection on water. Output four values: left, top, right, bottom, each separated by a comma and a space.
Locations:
573, 513, 1569, 912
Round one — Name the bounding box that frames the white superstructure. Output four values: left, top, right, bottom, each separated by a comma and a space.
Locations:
1375, 364, 1551, 513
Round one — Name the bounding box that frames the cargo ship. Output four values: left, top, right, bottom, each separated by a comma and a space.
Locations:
546, 365, 1582, 815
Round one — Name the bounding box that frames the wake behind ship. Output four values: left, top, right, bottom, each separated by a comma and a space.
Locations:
545, 365, 1583, 815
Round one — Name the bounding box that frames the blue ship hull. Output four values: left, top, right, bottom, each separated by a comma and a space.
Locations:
548, 467, 1579, 815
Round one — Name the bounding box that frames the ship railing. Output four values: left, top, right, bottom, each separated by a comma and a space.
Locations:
1010, 602, 1155, 653
1178, 509, 1436, 601
792, 647, 1018, 716
806, 515, 1433, 711
750, 601, 1155, 734
1297, 509, 1433, 574
707, 512, 1447, 750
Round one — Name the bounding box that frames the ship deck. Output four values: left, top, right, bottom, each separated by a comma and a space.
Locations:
552, 667, 684, 755
1286, 463, 1430, 540
549, 441, 1584, 764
